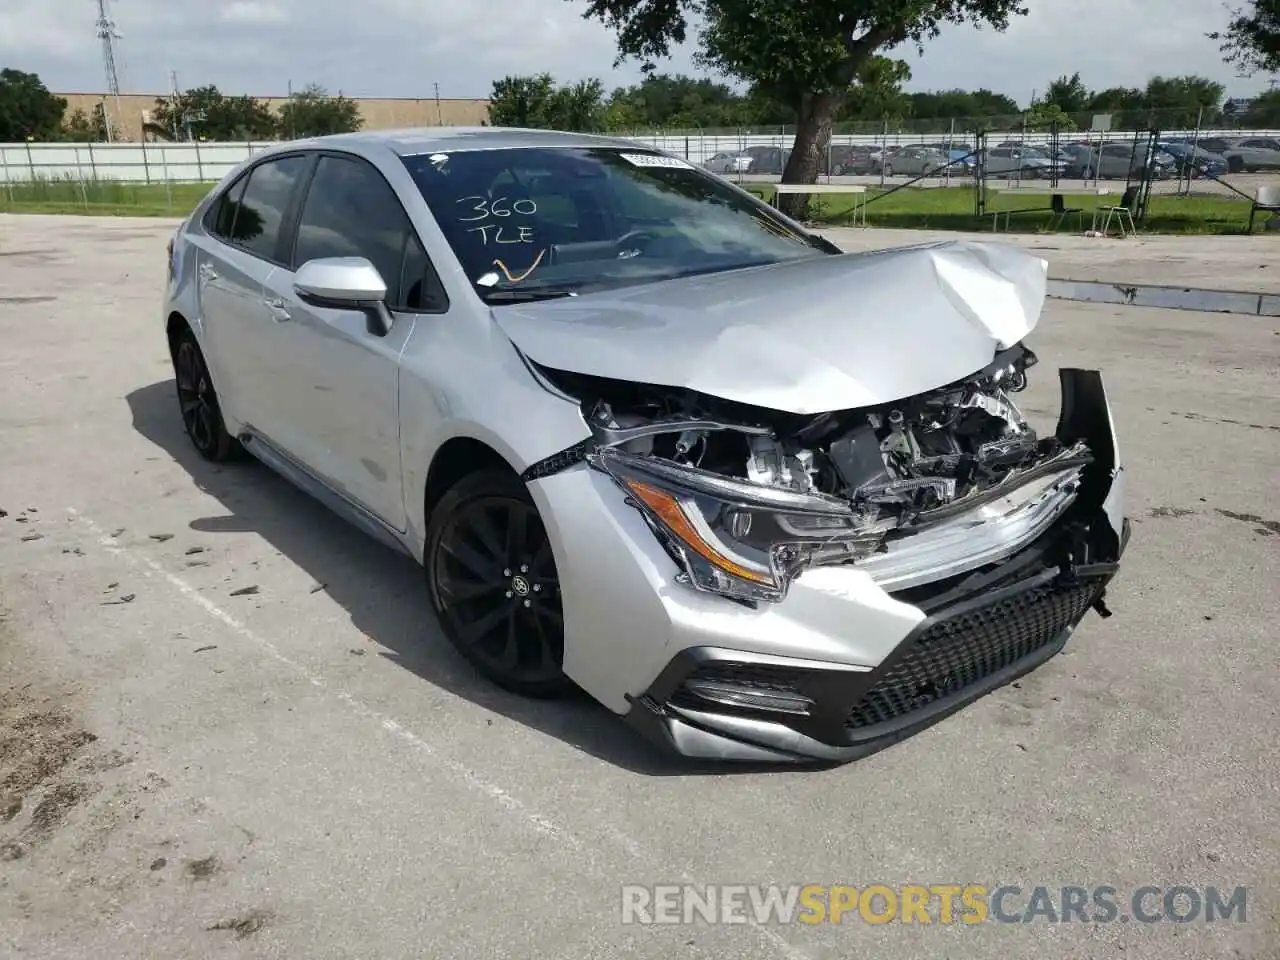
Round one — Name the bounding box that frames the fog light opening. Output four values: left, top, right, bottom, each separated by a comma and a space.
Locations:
682, 678, 815, 717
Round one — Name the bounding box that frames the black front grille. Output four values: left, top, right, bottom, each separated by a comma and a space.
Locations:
846, 578, 1101, 731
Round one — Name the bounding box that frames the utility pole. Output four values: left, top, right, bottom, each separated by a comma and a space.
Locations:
95, 0, 124, 141
169, 69, 181, 140
434, 82, 443, 125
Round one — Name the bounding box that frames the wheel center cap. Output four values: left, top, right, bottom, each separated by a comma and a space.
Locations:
511, 575, 531, 597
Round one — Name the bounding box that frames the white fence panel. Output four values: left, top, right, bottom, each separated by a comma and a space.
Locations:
1, 131, 1277, 182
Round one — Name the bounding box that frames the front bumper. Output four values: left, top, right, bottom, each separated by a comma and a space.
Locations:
529, 369, 1127, 764
627, 516, 1129, 763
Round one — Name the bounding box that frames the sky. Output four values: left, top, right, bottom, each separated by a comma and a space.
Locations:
1, 0, 1274, 104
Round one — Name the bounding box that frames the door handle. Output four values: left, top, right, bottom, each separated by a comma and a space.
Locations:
198, 263, 218, 282
264, 297, 291, 322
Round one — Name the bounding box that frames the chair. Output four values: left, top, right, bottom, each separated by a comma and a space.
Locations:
1247, 184, 1280, 232
1049, 193, 1084, 232
1098, 185, 1139, 238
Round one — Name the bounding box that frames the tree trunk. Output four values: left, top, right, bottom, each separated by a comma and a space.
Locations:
778, 91, 841, 220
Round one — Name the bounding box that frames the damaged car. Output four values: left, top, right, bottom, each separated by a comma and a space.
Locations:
164, 128, 1128, 763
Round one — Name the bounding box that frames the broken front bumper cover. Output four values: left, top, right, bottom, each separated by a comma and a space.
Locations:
626, 532, 1126, 764
622, 368, 1129, 763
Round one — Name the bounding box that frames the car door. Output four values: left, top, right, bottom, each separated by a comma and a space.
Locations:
260, 152, 448, 532
194, 154, 312, 440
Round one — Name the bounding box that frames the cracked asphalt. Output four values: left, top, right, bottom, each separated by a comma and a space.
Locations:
1, 214, 1278, 959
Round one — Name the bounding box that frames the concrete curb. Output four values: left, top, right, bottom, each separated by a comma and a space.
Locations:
1048, 279, 1280, 317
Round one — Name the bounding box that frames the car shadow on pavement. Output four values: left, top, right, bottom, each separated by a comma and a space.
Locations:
127, 380, 798, 777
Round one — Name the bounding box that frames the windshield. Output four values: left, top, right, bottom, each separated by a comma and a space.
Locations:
401, 147, 827, 302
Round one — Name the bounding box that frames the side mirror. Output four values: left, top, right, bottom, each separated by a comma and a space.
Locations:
294, 257, 393, 336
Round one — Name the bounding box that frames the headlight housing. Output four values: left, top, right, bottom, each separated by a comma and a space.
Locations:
590, 447, 884, 603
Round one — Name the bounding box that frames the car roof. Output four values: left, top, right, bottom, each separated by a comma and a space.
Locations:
256, 126, 647, 158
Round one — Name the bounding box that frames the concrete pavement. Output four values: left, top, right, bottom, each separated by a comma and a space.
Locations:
2, 215, 1278, 959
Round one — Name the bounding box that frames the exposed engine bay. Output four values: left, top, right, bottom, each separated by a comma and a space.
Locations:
546, 344, 1090, 534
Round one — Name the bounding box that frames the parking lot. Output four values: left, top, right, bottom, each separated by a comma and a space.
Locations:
734, 171, 1276, 200
1, 214, 1278, 959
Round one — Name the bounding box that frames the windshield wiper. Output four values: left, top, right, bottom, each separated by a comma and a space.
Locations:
483, 288, 580, 303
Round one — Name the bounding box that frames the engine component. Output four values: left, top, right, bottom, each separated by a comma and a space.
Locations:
827, 425, 888, 492
572, 343, 1069, 535
746, 436, 814, 493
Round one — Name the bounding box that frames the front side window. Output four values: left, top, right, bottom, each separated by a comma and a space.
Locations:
293, 154, 441, 310
403, 147, 826, 302
224, 154, 309, 262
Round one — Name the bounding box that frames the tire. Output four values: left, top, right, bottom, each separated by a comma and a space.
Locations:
881, 163, 893, 177
171, 328, 243, 462
426, 469, 571, 698
1227, 156, 1245, 174
1022, 166, 1042, 180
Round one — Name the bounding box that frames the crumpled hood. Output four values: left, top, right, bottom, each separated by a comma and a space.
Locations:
493, 240, 1048, 415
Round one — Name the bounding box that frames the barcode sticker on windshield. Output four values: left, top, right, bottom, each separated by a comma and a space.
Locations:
619, 153, 692, 169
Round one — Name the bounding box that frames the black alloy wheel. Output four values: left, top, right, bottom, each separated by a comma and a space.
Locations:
426, 470, 571, 697
173, 330, 242, 461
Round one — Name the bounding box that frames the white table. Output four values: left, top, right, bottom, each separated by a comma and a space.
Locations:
986, 185, 1114, 232
770, 183, 870, 226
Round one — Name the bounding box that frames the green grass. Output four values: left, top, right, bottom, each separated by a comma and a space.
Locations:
0, 177, 1259, 234
0, 178, 215, 217
744, 185, 1259, 235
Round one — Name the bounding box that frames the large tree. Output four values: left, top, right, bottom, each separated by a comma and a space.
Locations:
152, 85, 277, 141
606, 73, 752, 129
837, 56, 912, 124
1211, 0, 1279, 74
277, 85, 363, 138
1042, 72, 1088, 115
489, 74, 606, 130
1242, 88, 1280, 126
1142, 75, 1225, 128
0, 68, 67, 141
573, 0, 1028, 193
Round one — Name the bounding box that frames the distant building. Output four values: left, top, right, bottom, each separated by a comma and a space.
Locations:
1222, 97, 1255, 118
57, 92, 492, 141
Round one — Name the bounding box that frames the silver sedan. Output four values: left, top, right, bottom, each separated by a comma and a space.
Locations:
703, 151, 754, 174
164, 128, 1128, 763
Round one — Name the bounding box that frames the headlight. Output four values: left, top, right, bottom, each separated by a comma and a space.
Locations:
590, 447, 883, 603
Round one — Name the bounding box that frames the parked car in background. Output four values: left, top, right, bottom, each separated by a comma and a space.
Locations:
1194, 137, 1235, 156
703, 152, 753, 175
885, 145, 954, 177
1157, 141, 1228, 178
1077, 142, 1173, 180
921, 142, 978, 172
1058, 142, 1096, 178
164, 127, 1127, 763
828, 144, 881, 175
981, 145, 1065, 179
1221, 137, 1280, 173
742, 145, 791, 175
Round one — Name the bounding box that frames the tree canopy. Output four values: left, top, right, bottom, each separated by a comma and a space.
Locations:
0, 68, 67, 141
573, 0, 1029, 188
276, 85, 363, 139
488, 74, 607, 130
151, 85, 277, 141
1211, 0, 1279, 74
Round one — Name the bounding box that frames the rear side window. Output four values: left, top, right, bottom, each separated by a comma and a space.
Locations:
228, 154, 310, 262
293, 154, 446, 312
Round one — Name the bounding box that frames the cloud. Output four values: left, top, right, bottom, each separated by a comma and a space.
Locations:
219, 2, 288, 25
0, 0, 1270, 103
